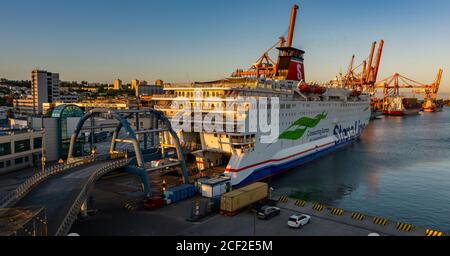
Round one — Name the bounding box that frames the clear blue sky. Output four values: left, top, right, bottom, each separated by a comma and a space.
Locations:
0, 0, 449, 93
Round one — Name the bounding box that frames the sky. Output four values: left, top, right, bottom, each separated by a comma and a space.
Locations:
0, 0, 449, 94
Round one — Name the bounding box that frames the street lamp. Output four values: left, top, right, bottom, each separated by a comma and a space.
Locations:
41, 131, 46, 172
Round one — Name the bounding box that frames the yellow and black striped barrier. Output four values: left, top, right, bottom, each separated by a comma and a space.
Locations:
396, 222, 413, 232
425, 229, 444, 236
330, 208, 344, 216
295, 200, 306, 207
278, 196, 289, 204
351, 212, 365, 221
373, 217, 388, 226
124, 201, 135, 211
312, 203, 324, 211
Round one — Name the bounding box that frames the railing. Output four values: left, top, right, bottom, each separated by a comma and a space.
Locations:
0, 155, 102, 209
55, 158, 128, 236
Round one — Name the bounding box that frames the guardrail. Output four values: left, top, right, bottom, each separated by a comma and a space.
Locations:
0, 155, 105, 209
55, 158, 128, 236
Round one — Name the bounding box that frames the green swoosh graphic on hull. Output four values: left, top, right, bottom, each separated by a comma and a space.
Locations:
279, 111, 328, 140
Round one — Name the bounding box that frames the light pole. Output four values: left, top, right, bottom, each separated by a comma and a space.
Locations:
253, 210, 257, 236
41, 130, 46, 172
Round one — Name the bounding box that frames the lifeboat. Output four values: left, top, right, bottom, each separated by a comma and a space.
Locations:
299, 83, 311, 93
312, 86, 327, 95
350, 90, 361, 97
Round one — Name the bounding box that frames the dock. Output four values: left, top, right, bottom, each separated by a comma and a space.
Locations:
69, 175, 446, 236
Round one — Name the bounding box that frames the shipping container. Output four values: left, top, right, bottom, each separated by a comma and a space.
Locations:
167, 184, 196, 203
220, 182, 268, 216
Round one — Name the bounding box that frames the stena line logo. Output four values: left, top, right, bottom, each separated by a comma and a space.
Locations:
333, 120, 366, 144
287, 59, 305, 81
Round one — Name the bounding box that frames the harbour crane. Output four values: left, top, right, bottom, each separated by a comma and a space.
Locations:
340, 40, 384, 93
232, 5, 299, 79
376, 69, 444, 112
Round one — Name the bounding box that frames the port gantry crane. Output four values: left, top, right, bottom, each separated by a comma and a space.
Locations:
232, 4, 300, 79
341, 40, 385, 94
375, 68, 444, 112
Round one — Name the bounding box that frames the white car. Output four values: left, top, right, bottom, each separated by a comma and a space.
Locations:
288, 214, 311, 228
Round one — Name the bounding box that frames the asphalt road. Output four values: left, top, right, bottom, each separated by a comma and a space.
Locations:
15, 161, 115, 235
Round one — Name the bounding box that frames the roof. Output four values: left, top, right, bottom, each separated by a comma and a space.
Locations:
276, 46, 305, 54
201, 176, 231, 186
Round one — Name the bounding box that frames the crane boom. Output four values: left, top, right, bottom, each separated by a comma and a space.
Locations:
365, 41, 376, 83
372, 40, 384, 83
287, 5, 299, 47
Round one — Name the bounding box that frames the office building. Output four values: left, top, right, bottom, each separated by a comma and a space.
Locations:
31, 69, 60, 115
113, 79, 122, 90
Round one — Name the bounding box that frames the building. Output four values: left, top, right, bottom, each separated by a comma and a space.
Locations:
30, 117, 60, 162
13, 96, 35, 116
137, 84, 164, 97
80, 87, 99, 93
59, 95, 79, 103
113, 79, 122, 90
0, 107, 10, 128
131, 79, 139, 92
8, 117, 29, 129
31, 70, 60, 115
0, 128, 44, 175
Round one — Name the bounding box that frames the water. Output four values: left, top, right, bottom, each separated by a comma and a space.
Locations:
270, 108, 450, 232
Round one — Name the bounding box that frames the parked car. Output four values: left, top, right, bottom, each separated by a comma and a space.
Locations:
257, 206, 281, 220
287, 214, 311, 228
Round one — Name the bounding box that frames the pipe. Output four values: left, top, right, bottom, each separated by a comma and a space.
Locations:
365, 41, 377, 83
287, 5, 299, 48
372, 40, 384, 83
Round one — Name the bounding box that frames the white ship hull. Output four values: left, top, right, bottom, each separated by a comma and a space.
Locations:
224, 100, 371, 186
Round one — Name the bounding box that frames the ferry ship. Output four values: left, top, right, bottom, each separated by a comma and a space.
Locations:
152, 5, 371, 186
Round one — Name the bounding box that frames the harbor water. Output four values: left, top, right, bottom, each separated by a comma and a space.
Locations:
270, 108, 450, 232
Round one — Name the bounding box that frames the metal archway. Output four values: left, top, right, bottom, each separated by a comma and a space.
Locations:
111, 108, 189, 184
67, 108, 189, 185
67, 108, 145, 167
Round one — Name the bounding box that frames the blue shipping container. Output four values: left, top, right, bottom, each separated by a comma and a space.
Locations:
167, 184, 196, 203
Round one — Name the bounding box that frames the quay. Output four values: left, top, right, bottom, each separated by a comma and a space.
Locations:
69, 174, 446, 236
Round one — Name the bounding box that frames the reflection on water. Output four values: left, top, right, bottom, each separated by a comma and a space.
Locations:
270, 108, 450, 232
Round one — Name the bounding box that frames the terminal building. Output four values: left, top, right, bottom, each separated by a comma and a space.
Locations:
0, 128, 44, 175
